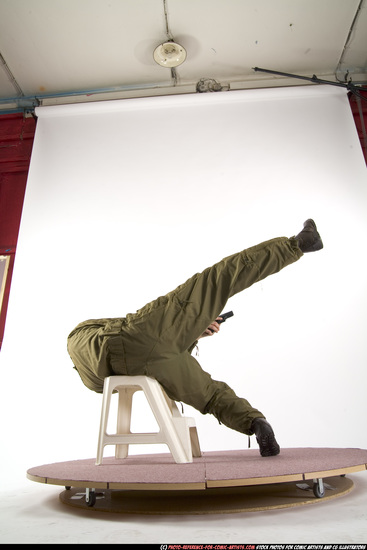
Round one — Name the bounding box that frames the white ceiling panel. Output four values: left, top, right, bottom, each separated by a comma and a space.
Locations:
0, 0, 366, 112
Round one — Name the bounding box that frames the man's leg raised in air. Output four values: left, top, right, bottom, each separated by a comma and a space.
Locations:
165, 219, 323, 353
147, 220, 323, 457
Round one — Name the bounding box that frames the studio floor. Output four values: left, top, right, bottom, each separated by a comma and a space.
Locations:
1, 471, 367, 544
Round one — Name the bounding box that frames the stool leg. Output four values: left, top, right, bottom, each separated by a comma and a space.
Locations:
115, 387, 137, 459
143, 380, 192, 463
189, 426, 202, 457
164, 392, 201, 458
96, 377, 114, 465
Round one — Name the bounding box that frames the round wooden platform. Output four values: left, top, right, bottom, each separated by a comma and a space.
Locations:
27, 447, 367, 515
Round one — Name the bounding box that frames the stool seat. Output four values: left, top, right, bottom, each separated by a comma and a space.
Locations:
96, 375, 201, 465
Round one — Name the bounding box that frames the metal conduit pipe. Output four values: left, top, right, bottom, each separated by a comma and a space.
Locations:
335, 0, 366, 82
0, 79, 188, 114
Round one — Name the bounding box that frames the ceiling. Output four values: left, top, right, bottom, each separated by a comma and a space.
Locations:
0, 0, 366, 114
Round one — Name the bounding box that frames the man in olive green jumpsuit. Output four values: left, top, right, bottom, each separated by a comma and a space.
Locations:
67, 219, 323, 457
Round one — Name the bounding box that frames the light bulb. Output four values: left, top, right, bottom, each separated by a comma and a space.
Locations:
153, 42, 187, 68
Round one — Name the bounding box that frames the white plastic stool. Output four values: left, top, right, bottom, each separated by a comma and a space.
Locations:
96, 375, 201, 465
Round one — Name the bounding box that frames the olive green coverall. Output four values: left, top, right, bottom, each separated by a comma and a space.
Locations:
67, 236, 303, 435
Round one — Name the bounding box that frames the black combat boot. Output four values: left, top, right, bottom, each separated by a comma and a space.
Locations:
295, 219, 323, 253
251, 417, 280, 457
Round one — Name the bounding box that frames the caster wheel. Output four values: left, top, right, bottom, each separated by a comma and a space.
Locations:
313, 480, 325, 498
85, 490, 96, 507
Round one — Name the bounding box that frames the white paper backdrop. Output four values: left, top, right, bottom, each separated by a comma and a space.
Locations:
1, 86, 366, 489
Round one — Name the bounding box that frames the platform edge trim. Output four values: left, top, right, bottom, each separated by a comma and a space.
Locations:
108, 481, 206, 491
26, 473, 47, 484
46, 478, 109, 489
303, 464, 366, 480
206, 473, 303, 488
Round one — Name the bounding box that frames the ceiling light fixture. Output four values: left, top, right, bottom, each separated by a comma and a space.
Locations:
153, 41, 187, 68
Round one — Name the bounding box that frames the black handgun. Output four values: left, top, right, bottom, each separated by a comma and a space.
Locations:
216, 311, 234, 324
209, 310, 234, 331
